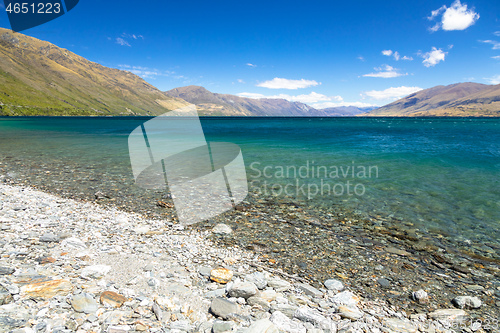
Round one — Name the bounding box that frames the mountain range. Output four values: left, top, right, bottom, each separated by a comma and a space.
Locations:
0, 28, 498, 117
365, 82, 500, 117
0, 28, 188, 116
166, 85, 330, 116
321, 106, 376, 116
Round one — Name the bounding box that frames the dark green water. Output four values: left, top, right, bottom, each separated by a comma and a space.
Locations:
0, 116, 499, 247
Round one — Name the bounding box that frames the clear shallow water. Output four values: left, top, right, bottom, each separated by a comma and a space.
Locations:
0, 116, 499, 246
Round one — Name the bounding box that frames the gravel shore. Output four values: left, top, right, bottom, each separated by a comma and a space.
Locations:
0, 184, 497, 333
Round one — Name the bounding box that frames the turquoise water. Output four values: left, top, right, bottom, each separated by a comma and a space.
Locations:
0, 116, 499, 246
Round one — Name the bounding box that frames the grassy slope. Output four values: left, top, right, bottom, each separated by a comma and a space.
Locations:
365, 83, 500, 117
0, 28, 188, 116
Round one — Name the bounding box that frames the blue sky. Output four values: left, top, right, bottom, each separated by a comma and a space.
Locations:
1, 0, 499, 108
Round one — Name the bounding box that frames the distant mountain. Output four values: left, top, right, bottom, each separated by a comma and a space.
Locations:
166, 86, 328, 116
365, 82, 500, 117
321, 106, 376, 116
0, 28, 188, 116
2, 29, 498, 118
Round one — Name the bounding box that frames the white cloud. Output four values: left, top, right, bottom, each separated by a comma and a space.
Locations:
312, 101, 379, 109
256, 78, 320, 89
363, 65, 407, 78
382, 49, 413, 61
429, 23, 441, 32
442, 1, 479, 30
117, 65, 178, 79
357, 56, 365, 61
492, 56, 500, 60
428, 0, 479, 31
116, 38, 131, 47
127, 69, 160, 78
237, 91, 338, 104
237, 79, 245, 83
237, 92, 379, 108
421, 47, 447, 67
363, 86, 423, 100
479, 40, 500, 50
485, 75, 500, 85
122, 33, 144, 40
114, 33, 144, 47
429, 5, 447, 19
494, 31, 500, 37
246, 63, 257, 67
238, 92, 266, 99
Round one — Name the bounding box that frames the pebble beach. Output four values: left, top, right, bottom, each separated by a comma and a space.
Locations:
0, 183, 498, 333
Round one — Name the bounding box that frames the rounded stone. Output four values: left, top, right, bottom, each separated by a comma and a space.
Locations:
71, 293, 99, 314
210, 297, 239, 319
338, 305, 364, 320
452, 296, 482, 309
245, 271, 267, 289
228, 281, 258, 299
324, 279, 344, 292
0, 267, 15, 275
330, 291, 360, 308
210, 268, 233, 284
377, 278, 391, 288
100, 291, 128, 308
212, 223, 233, 235
212, 320, 234, 333
267, 278, 291, 292
412, 289, 428, 304
80, 265, 111, 279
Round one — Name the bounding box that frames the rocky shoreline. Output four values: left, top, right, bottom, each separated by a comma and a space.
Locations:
199, 193, 500, 319
0, 184, 498, 333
